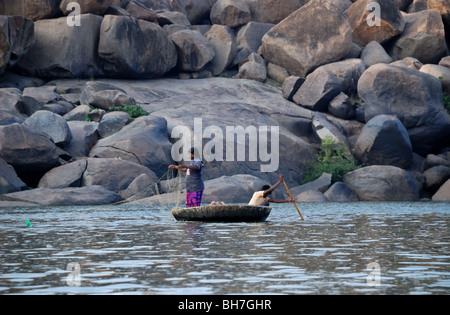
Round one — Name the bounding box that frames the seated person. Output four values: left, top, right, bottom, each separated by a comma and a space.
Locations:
249, 174, 295, 206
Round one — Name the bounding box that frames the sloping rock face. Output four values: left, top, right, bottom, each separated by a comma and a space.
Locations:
105, 77, 318, 187
0, 185, 121, 206
25, 76, 319, 190
261, 0, 352, 77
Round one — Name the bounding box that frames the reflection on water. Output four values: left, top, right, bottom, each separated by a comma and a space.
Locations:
0, 202, 449, 295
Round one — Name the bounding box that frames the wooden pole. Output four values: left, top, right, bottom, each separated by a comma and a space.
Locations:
282, 179, 304, 220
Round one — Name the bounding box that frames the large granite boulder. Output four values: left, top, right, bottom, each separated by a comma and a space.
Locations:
236, 52, 267, 82
125, 1, 158, 22
317, 58, 366, 95
324, 181, 359, 202
288, 173, 333, 197
23, 110, 73, 146
345, 0, 405, 46
361, 41, 393, 68
89, 116, 174, 178
178, 0, 213, 24
354, 115, 413, 169
0, 88, 27, 125
79, 81, 136, 111
423, 165, 450, 191
98, 15, 177, 78
210, 0, 251, 28
427, 0, 450, 25
357, 63, 450, 155
202, 174, 279, 203
169, 29, 215, 72
343, 165, 421, 201
388, 9, 446, 64
60, 0, 114, 15
420, 64, 450, 94
205, 24, 237, 76
0, 0, 61, 21
261, 0, 352, 77
63, 121, 99, 158
236, 21, 274, 53
0, 16, 34, 76
0, 18, 10, 76
246, 0, 309, 24
139, 0, 174, 11
432, 178, 450, 201
38, 157, 158, 193
0, 157, 27, 194
295, 190, 329, 202
292, 68, 342, 112
328, 92, 356, 120
0, 123, 66, 186
16, 14, 104, 78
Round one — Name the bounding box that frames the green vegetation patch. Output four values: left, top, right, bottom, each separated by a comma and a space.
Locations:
443, 92, 450, 115
301, 136, 360, 184
109, 105, 149, 118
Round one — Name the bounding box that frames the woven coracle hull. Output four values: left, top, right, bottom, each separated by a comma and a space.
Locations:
171, 204, 271, 222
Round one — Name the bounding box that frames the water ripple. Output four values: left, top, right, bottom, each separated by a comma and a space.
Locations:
0, 202, 449, 294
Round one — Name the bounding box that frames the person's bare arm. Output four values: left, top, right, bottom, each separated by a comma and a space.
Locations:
268, 198, 295, 204
179, 164, 199, 171
263, 174, 284, 198
168, 164, 198, 172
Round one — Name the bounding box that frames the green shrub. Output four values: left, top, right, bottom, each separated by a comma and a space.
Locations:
109, 105, 149, 118
443, 92, 450, 115
301, 136, 360, 184
438, 76, 450, 114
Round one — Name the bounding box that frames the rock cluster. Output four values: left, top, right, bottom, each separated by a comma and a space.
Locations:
1, 0, 450, 206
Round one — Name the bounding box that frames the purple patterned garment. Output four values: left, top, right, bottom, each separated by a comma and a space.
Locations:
186, 190, 203, 208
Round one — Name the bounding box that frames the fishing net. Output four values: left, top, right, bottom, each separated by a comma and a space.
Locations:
153, 168, 184, 212
117, 168, 185, 213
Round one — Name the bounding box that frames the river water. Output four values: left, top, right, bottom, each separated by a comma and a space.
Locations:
0, 202, 449, 295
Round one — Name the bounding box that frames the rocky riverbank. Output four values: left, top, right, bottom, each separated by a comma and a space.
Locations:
1, 0, 450, 207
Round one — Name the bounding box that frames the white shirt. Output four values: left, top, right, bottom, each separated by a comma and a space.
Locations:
248, 191, 269, 206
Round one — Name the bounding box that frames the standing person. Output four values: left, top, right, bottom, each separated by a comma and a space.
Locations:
249, 174, 295, 206
169, 148, 204, 208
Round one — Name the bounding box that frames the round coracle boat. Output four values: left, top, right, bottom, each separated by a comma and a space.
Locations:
171, 204, 271, 222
